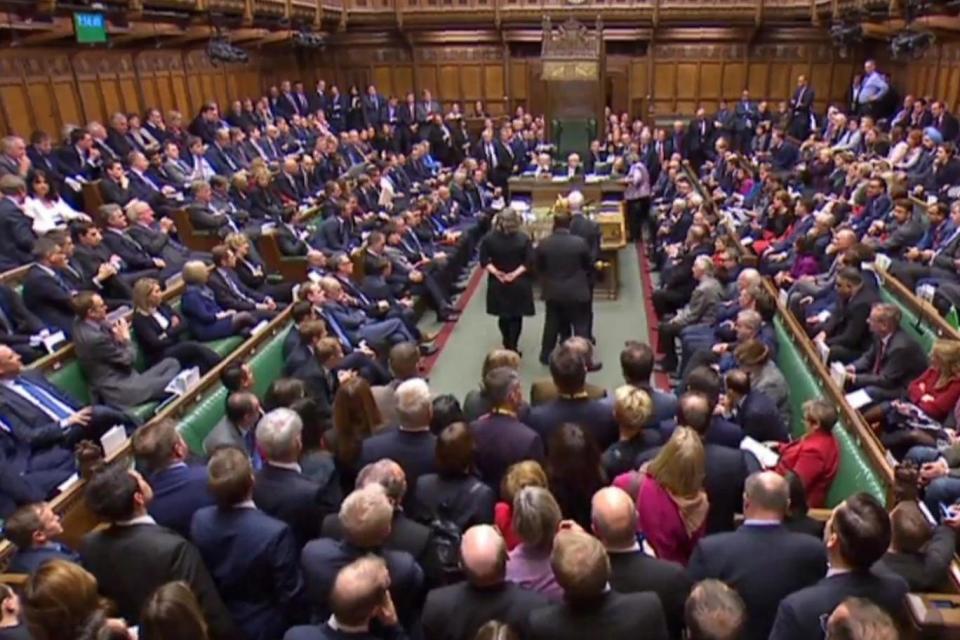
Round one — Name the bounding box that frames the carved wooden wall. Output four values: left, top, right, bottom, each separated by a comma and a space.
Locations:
885, 45, 960, 110
0, 48, 273, 136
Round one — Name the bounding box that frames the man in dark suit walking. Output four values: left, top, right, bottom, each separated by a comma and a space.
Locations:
688, 471, 827, 640
191, 447, 306, 640
769, 493, 910, 640
422, 524, 548, 640
528, 529, 669, 640
535, 211, 593, 365
592, 487, 692, 637
131, 418, 214, 539
79, 463, 237, 638
253, 408, 342, 547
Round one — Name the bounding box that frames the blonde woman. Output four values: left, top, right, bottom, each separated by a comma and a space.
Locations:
613, 426, 708, 565
495, 460, 549, 550
179, 260, 256, 341
131, 278, 220, 374
479, 208, 534, 354
603, 385, 657, 478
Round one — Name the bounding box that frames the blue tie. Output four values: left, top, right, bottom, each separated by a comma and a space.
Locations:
16, 377, 73, 420
245, 429, 262, 470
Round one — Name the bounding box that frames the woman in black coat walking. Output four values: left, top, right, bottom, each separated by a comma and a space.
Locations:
479, 208, 535, 353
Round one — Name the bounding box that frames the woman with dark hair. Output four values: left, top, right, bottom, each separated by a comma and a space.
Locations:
139, 581, 209, 640
479, 208, 535, 353
782, 471, 825, 538
290, 395, 338, 487
430, 394, 464, 435
546, 423, 607, 529
263, 377, 307, 411
346, 85, 364, 132
328, 375, 384, 492
24, 169, 87, 234
414, 422, 496, 530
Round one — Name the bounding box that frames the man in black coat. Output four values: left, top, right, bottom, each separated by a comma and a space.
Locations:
845, 304, 928, 402
815, 267, 881, 364
769, 493, 910, 640
0, 284, 48, 364
422, 524, 548, 640
99, 204, 174, 279
528, 529, 669, 640
535, 211, 593, 365
302, 484, 425, 628
688, 471, 827, 640
592, 487, 692, 637
79, 463, 236, 639
0, 176, 37, 271
788, 74, 815, 140
253, 408, 342, 547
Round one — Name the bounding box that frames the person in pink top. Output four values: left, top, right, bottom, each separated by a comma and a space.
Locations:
613, 426, 709, 565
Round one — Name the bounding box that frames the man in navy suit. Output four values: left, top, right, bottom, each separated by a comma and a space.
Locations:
205, 129, 241, 177
769, 493, 909, 640
527, 345, 618, 451
287, 555, 408, 640
191, 447, 306, 640
320, 277, 415, 349
316, 203, 360, 255
788, 74, 815, 139
4, 500, 79, 574
724, 369, 789, 443
301, 484, 424, 628
0, 175, 38, 271
55, 129, 101, 183
359, 378, 437, 512
688, 472, 826, 640
253, 408, 342, 547
131, 418, 214, 539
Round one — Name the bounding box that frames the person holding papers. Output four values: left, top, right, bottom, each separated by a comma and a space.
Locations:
72, 291, 181, 409
773, 399, 840, 508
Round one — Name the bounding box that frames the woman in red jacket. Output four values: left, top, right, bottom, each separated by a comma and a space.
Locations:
774, 398, 840, 508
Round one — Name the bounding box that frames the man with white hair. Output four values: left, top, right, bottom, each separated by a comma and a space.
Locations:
656, 254, 723, 374
0, 136, 29, 178
252, 408, 342, 546
359, 377, 437, 512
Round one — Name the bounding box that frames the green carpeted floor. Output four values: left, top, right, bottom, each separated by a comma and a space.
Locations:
423, 246, 649, 402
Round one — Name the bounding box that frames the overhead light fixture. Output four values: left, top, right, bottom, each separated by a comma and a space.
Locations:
890, 30, 935, 58
292, 30, 325, 49
208, 36, 248, 64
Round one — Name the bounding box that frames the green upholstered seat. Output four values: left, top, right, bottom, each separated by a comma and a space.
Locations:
774, 319, 887, 506
48, 360, 92, 406
206, 336, 244, 358
178, 325, 291, 455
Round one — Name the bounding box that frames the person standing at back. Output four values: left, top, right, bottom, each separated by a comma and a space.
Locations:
479, 208, 534, 354
535, 210, 592, 366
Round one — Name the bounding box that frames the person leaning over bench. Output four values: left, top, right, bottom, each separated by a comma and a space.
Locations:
72, 290, 181, 409
0, 342, 137, 517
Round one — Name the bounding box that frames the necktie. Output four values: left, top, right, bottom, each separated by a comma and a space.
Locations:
140, 172, 160, 191
224, 270, 252, 303
244, 429, 262, 470
15, 377, 72, 421
873, 339, 886, 374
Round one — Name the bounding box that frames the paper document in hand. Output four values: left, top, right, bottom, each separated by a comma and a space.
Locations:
100, 425, 127, 459
845, 388, 873, 410
740, 436, 779, 468
42, 331, 66, 354
106, 306, 131, 324
829, 361, 847, 387
165, 367, 200, 396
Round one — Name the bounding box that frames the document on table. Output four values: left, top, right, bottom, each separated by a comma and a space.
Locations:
740, 436, 779, 468
845, 388, 873, 410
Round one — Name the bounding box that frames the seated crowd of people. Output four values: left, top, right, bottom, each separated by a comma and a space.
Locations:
0, 62, 956, 640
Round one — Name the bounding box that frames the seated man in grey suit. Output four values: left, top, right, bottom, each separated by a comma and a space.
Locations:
656, 255, 723, 374
203, 390, 262, 468
72, 291, 180, 408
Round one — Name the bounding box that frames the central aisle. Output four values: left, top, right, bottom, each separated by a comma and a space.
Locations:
423, 246, 650, 401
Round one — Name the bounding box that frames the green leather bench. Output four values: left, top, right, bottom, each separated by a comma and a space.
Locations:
774, 318, 887, 506
47, 334, 245, 424
178, 325, 292, 455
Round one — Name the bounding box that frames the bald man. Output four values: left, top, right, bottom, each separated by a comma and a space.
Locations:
592, 487, 691, 637
421, 525, 547, 640
285, 556, 403, 640
688, 472, 826, 640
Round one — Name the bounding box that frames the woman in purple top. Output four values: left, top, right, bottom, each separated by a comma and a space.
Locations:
789, 236, 821, 280
504, 486, 564, 601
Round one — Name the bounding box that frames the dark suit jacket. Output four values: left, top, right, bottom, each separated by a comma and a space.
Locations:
873, 525, 956, 591
422, 581, 548, 640
528, 591, 669, 640
7, 543, 78, 575
253, 463, 341, 547
191, 505, 306, 640
527, 397, 618, 451
300, 538, 424, 626
823, 286, 881, 353
0, 199, 36, 270
0, 284, 44, 348
79, 523, 236, 639
469, 414, 545, 490
320, 511, 434, 583
734, 390, 789, 443
358, 427, 437, 512
0, 371, 84, 452
146, 462, 215, 539
608, 550, 692, 638
131, 305, 194, 367
101, 228, 157, 272
770, 571, 909, 640
99, 177, 134, 208
535, 230, 592, 303
850, 329, 929, 399
208, 267, 265, 312
688, 523, 827, 640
